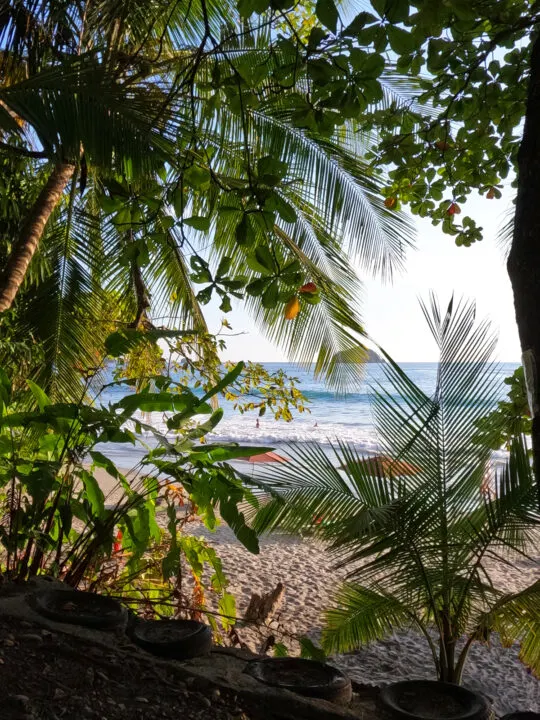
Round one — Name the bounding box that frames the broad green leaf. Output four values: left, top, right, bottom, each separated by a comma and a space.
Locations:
89, 451, 121, 480
255, 245, 276, 272
200, 362, 245, 403
216, 256, 233, 278
257, 156, 288, 185
79, 469, 105, 517
316, 0, 339, 32
262, 281, 280, 309
184, 216, 211, 232
387, 26, 416, 55
188, 443, 273, 463
0, 368, 11, 413
220, 295, 232, 313
184, 165, 211, 190
184, 408, 224, 439
218, 592, 236, 623
117, 391, 198, 414
27, 380, 51, 411
385, 0, 409, 23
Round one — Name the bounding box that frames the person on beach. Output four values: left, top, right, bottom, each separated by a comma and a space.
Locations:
256, 419, 260, 429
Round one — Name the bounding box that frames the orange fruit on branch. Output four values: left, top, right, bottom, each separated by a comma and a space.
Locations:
284, 296, 300, 320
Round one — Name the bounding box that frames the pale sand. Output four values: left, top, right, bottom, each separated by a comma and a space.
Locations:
179, 521, 540, 718
93, 468, 540, 717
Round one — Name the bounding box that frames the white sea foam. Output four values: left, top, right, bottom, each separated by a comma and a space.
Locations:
121, 410, 381, 451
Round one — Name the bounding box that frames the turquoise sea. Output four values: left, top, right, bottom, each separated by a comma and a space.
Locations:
98, 362, 519, 468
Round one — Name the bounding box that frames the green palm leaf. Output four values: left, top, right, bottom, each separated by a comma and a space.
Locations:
250, 295, 540, 680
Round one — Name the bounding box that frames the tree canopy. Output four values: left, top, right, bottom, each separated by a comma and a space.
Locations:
0, 0, 420, 399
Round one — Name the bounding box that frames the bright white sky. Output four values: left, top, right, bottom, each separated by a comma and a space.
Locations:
203, 192, 521, 363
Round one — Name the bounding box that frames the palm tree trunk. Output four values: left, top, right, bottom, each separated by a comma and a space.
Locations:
507, 33, 540, 507
0, 162, 75, 313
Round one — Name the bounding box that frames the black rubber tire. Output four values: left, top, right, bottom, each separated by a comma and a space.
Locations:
31, 589, 125, 630
129, 618, 213, 660
379, 680, 491, 720
500, 714, 540, 719
244, 657, 352, 706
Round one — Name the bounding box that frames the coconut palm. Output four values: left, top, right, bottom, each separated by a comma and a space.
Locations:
250, 295, 540, 683
0, 0, 418, 398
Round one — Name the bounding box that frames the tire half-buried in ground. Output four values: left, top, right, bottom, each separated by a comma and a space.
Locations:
31, 589, 126, 630
379, 680, 491, 720
244, 657, 352, 706
130, 618, 213, 660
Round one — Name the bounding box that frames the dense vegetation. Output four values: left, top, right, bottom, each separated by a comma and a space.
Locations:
252, 297, 540, 680
0, 0, 539, 688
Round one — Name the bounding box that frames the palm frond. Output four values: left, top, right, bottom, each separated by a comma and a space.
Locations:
250, 295, 539, 675
322, 583, 421, 654
477, 580, 540, 677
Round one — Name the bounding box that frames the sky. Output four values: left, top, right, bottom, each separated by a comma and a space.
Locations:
202, 193, 521, 364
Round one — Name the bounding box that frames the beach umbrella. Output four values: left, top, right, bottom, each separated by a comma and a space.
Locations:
341, 455, 420, 477
241, 451, 288, 464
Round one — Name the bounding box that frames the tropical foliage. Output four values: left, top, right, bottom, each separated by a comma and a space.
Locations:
0, 0, 420, 401
294, 0, 540, 489
474, 366, 531, 451
0, 342, 278, 630
250, 296, 540, 683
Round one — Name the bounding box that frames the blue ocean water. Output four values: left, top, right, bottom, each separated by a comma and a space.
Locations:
97, 362, 519, 468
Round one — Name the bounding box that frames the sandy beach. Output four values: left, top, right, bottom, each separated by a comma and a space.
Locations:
93, 467, 540, 717
183, 521, 540, 718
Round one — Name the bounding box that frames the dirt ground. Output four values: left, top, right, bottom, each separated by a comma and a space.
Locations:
0, 615, 254, 720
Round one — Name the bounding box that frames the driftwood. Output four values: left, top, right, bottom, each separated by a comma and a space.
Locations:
244, 583, 285, 625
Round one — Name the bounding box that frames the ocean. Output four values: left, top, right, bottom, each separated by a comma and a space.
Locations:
96, 362, 519, 469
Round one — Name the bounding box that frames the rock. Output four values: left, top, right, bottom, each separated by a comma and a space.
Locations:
54, 688, 66, 699
3, 638, 15, 646
199, 697, 212, 708
20, 633, 44, 643
12, 694, 30, 705
135, 697, 149, 703
211, 688, 221, 702
187, 676, 211, 692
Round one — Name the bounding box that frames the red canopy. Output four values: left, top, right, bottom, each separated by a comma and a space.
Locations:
241, 451, 288, 464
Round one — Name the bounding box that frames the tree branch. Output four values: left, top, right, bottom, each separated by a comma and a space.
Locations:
0, 141, 48, 159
